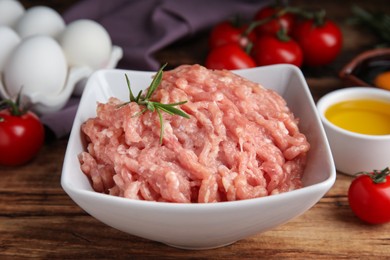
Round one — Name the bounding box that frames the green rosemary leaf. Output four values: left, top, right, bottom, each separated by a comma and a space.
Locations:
145, 63, 167, 100
116, 101, 131, 109
350, 5, 390, 45
162, 100, 188, 107
146, 101, 155, 112
135, 90, 143, 103
125, 74, 137, 102
154, 102, 190, 118
131, 108, 147, 118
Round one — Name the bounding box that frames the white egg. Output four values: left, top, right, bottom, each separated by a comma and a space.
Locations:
4, 35, 68, 98
0, 0, 25, 27
59, 19, 112, 70
0, 26, 20, 71
15, 6, 65, 39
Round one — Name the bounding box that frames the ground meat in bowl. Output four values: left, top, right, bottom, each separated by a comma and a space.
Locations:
79, 64, 310, 203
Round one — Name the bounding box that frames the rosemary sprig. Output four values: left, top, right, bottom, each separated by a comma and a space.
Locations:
118, 63, 190, 144
349, 6, 390, 47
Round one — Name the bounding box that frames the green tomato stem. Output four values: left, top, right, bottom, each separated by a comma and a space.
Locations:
357, 167, 390, 184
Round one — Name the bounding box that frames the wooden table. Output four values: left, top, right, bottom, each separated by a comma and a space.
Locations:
2, 0, 390, 258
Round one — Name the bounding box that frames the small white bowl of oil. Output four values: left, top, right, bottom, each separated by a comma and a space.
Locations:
317, 87, 390, 175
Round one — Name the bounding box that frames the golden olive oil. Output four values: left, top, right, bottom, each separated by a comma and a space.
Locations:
325, 99, 390, 135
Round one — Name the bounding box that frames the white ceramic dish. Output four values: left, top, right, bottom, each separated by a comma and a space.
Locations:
317, 87, 390, 175
61, 64, 336, 250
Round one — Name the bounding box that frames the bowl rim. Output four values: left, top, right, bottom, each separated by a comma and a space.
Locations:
317, 87, 390, 139
339, 48, 390, 87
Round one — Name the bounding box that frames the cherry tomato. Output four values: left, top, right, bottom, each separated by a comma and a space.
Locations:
348, 168, 390, 224
0, 105, 45, 166
292, 18, 342, 66
251, 34, 303, 67
253, 6, 295, 36
205, 43, 256, 70
208, 21, 256, 49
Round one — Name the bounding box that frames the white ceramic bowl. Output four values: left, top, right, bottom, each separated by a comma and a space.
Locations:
61, 64, 335, 250
317, 87, 390, 175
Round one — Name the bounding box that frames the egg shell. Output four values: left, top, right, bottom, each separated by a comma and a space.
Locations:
374, 71, 390, 91
0, 26, 20, 71
59, 19, 111, 70
15, 6, 65, 38
4, 35, 68, 98
0, 0, 25, 27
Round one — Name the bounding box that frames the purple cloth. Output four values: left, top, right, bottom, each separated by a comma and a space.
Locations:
42, 0, 270, 138
63, 0, 271, 70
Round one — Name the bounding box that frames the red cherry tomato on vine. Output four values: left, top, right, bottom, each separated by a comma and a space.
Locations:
208, 21, 256, 49
0, 103, 44, 166
348, 168, 390, 224
251, 34, 303, 67
253, 6, 295, 36
292, 19, 342, 66
205, 43, 256, 70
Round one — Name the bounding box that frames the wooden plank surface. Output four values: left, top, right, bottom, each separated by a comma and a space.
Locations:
1, 0, 390, 258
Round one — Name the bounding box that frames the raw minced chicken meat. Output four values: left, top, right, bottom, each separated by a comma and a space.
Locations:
78, 64, 310, 203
